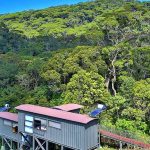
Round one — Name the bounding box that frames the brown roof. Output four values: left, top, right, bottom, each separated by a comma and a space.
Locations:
16, 104, 96, 124
0, 112, 18, 122
100, 130, 150, 149
54, 103, 83, 111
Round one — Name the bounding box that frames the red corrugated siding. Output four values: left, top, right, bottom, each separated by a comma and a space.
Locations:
100, 130, 150, 149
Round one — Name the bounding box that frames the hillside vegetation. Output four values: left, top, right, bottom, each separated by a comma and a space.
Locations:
0, 0, 150, 143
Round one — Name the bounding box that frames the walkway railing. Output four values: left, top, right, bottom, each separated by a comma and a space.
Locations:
100, 125, 150, 144
100, 130, 150, 149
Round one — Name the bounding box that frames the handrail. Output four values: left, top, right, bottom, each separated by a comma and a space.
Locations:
100, 125, 150, 143
100, 129, 150, 149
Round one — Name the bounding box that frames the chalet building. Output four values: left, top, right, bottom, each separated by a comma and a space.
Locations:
0, 104, 99, 150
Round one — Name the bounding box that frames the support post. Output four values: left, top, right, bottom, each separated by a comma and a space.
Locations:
2, 138, 4, 146
1, 137, 5, 150
0, 146, 5, 150
10, 140, 13, 150
30, 137, 33, 150
119, 141, 122, 150
61, 145, 63, 150
17, 142, 19, 150
33, 136, 35, 150
46, 140, 48, 150
133, 145, 137, 149
98, 125, 102, 149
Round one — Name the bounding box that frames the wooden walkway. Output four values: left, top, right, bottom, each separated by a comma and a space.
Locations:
100, 130, 150, 149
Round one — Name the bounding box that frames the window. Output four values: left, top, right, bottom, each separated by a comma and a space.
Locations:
12, 123, 18, 133
25, 127, 33, 134
34, 118, 47, 131
25, 121, 33, 127
25, 115, 33, 134
25, 115, 33, 122
4, 120, 12, 126
49, 121, 61, 129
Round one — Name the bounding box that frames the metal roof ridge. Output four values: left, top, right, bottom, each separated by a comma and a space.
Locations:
53, 103, 83, 111
16, 104, 96, 124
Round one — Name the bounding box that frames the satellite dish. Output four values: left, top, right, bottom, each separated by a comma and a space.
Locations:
89, 104, 107, 118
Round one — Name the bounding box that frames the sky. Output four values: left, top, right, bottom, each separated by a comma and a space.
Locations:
0, 0, 89, 14
0, 0, 149, 14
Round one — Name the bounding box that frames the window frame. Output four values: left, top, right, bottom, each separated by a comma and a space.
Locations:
48, 120, 61, 130
25, 121, 33, 127
4, 119, 12, 126
24, 115, 34, 134
34, 117, 47, 131
25, 115, 34, 122
25, 126, 33, 134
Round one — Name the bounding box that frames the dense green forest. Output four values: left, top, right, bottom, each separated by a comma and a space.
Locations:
0, 0, 149, 143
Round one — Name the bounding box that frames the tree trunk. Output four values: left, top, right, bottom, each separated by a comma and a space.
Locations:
105, 50, 119, 96
111, 51, 118, 96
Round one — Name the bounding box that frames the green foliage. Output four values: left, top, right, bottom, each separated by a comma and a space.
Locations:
25, 86, 49, 106
132, 47, 150, 80
119, 76, 135, 99
0, 62, 18, 87
64, 70, 107, 105
133, 78, 150, 103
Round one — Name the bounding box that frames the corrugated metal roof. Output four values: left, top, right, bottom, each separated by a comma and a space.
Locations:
0, 112, 18, 122
54, 103, 83, 111
16, 104, 96, 124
